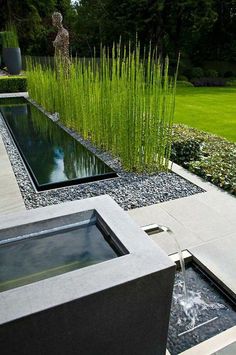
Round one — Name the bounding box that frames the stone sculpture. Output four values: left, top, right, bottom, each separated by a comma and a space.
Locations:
52, 11, 70, 73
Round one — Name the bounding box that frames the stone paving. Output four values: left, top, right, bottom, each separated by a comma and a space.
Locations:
128, 163, 236, 355
0, 93, 27, 215
128, 164, 236, 300
0, 135, 25, 214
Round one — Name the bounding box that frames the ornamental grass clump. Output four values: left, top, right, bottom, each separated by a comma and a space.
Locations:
1, 24, 19, 48
27, 43, 178, 172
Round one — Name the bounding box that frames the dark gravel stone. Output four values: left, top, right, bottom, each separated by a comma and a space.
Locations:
167, 265, 236, 355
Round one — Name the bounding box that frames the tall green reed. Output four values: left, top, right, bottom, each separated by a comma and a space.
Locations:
1, 23, 19, 48
27, 43, 178, 172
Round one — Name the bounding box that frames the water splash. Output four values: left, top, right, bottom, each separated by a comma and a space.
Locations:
163, 226, 226, 330
173, 275, 225, 330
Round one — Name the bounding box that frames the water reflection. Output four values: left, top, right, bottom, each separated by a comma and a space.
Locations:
0, 223, 118, 292
0, 98, 114, 189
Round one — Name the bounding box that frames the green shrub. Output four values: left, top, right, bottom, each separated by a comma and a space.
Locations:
204, 69, 218, 78
191, 77, 226, 86
0, 76, 27, 93
182, 69, 192, 79
176, 80, 194, 87
171, 125, 203, 165
225, 79, 236, 87
224, 70, 235, 78
172, 125, 236, 195
191, 67, 204, 78
177, 75, 188, 81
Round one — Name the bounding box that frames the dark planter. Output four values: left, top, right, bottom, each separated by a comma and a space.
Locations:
2, 47, 22, 75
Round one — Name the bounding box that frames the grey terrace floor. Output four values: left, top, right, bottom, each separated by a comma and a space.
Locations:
129, 164, 236, 354
0, 134, 25, 214
0, 95, 236, 354
128, 163, 236, 302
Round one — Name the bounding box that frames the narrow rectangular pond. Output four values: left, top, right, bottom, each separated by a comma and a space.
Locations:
0, 97, 116, 191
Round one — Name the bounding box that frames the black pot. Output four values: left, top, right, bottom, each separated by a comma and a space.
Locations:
2, 47, 22, 75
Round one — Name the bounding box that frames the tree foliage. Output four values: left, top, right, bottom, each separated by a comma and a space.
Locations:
0, 0, 76, 55
0, 0, 236, 68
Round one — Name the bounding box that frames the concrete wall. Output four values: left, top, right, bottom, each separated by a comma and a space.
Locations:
0, 196, 175, 355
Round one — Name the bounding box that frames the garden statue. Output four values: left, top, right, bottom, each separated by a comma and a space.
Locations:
52, 11, 70, 73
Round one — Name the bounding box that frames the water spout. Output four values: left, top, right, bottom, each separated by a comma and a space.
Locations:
154, 224, 188, 302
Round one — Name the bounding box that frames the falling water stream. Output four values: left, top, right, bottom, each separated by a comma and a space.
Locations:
158, 225, 188, 302
161, 226, 226, 330
152, 225, 236, 355
167, 229, 188, 301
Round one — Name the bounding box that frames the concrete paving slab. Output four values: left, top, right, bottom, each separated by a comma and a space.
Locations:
178, 326, 236, 355
189, 234, 236, 300
128, 204, 203, 255
213, 341, 236, 355
194, 190, 236, 228
171, 162, 220, 193
128, 168, 236, 300
128, 190, 236, 254
0, 136, 25, 215
159, 195, 235, 242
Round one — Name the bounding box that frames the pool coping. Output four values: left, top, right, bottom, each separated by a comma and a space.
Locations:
178, 326, 236, 355
166, 326, 236, 354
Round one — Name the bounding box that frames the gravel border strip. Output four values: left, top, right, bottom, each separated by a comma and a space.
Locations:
0, 97, 205, 210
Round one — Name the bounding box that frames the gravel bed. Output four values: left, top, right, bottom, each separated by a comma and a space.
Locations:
0, 100, 204, 210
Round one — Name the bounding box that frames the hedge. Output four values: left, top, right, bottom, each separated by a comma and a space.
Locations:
0, 76, 27, 93
176, 80, 194, 87
171, 125, 236, 195
190, 77, 226, 87
225, 79, 236, 87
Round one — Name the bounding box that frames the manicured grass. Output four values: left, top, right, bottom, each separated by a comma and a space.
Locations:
175, 87, 236, 142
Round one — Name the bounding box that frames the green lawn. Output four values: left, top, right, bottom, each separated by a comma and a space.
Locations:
175, 87, 236, 142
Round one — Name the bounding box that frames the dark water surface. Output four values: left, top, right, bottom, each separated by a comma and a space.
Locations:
0, 98, 116, 190
0, 222, 119, 292
167, 265, 236, 354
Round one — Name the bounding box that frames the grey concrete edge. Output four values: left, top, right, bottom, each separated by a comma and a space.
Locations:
0, 195, 175, 324
171, 161, 225, 193
0, 92, 29, 99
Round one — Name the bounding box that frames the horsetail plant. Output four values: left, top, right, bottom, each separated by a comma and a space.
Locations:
2, 23, 19, 48
26, 42, 178, 172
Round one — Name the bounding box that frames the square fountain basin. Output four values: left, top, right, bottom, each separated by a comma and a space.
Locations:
0, 195, 175, 355
0, 214, 125, 293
